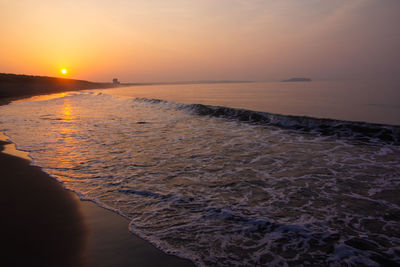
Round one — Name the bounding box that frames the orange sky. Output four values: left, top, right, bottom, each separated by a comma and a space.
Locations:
1, 0, 399, 82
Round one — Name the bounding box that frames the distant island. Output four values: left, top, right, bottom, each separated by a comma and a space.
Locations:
281, 77, 311, 82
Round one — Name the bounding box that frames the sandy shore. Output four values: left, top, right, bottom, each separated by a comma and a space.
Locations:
0, 108, 194, 266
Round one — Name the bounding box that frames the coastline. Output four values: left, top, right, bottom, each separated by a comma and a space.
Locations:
0, 99, 194, 266
1, 83, 399, 265
0, 73, 116, 100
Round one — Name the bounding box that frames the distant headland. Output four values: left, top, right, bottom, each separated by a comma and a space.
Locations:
0, 73, 116, 102
281, 77, 311, 82
0, 73, 254, 103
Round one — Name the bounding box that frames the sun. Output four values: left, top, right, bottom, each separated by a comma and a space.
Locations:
61, 68, 68, 75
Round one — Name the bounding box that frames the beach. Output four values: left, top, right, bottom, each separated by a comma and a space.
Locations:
0, 102, 194, 266
1, 82, 399, 265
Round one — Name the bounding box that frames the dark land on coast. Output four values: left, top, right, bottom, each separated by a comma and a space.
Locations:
0, 73, 116, 104
0, 72, 253, 104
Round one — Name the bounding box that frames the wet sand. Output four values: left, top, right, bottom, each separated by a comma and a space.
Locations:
0, 134, 194, 266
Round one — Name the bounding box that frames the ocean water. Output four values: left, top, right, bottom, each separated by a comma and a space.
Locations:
1, 81, 400, 266
101, 81, 400, 125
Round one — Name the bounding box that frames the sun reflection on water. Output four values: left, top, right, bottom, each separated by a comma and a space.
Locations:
56, 100, 80, 171
62, 102, 73, 119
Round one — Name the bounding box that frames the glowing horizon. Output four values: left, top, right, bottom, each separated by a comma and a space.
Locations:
1, 0, 399, 83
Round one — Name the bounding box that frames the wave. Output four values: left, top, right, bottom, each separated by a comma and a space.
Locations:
3, 93, 400, 265
134, 98, 400, 145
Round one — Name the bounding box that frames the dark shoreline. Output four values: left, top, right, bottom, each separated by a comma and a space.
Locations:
0, 97, 194, 266
0, 73, 254, 104
0, 73, 116, 100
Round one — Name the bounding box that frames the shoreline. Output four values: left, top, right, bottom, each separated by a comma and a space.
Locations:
0, 99, 194, 266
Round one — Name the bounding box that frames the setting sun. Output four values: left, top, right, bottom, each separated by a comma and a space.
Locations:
1, 1, 400, 265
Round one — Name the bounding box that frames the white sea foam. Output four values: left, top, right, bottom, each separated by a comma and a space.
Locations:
0, 91, 399, 266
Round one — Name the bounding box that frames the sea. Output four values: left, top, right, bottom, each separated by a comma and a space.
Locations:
1, 81, 400, 266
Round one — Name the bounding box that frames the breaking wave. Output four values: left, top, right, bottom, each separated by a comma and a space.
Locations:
136, 97, 400, 145
1, 93, 399, 266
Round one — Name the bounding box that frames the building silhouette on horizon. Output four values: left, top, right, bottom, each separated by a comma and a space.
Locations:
112, 78, 120, 85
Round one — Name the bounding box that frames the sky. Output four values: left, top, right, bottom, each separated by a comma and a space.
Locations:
1, 0, 399, 82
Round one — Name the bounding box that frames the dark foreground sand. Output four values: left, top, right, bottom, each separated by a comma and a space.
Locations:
0, 139, 194, 266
